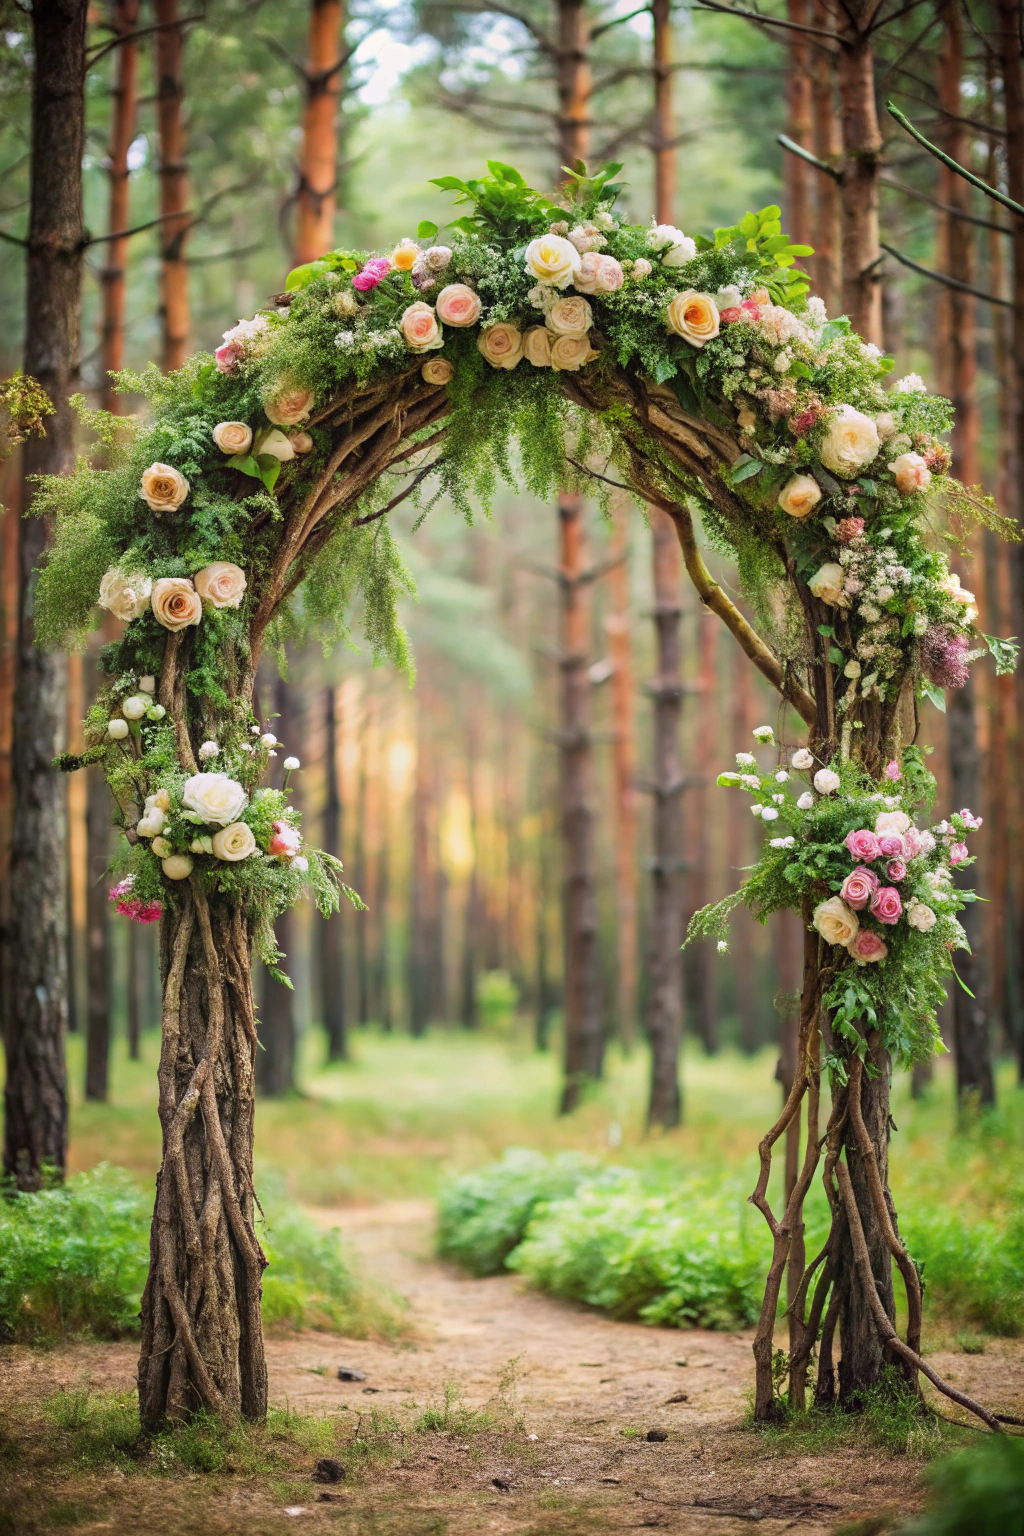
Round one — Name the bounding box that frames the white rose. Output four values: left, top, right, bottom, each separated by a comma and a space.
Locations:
890, 451, 932, 496
523, 326, 553, 367
907, 901, 937, 932
161, 854, 193, 881
121, 694, 149, 720
136, 810, 165, 838
260, 732, 277, 747
661, 236, 698, 268
212, 421, 253, 455
194, 562, 247, 610
107, 718, 129, 740
631, 258, 653, 279
818, 405, 880, 477
181, 771, 247, 826
808, 562, 845, 606
524, 234, 582, 289
283, 756, 300, 771
796, 792, 814, 810
139, 676, 156, 694
875, 809, 911, 835
148, 787, 171, 812
791, 748, 813, 770
813, 768, 841, 795
777, 475, 821, 520
198, 740, 219, 761
813, 895, 859, 947
99, 569, 153, 623
255, 428, 296, 463
648, 221, 688, 253
211, 822, 257, 862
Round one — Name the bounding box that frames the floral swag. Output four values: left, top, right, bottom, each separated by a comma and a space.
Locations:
37, 161, 1017, 1432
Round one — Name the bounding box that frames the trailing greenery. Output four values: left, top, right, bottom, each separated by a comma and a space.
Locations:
0, 1164, 401, 1343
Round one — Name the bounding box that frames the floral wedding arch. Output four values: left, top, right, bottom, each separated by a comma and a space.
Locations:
37, 162, 1014, 1432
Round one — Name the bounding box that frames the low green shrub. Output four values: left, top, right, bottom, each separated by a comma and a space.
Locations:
901, 1435, 1024, 1535
901, 1205, 1024, 1337
435, 1147, 601, 1276
0, 1163, 399, 1342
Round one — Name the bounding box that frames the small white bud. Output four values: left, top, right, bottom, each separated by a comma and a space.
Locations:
107, 718, 129, 740
138, 676, 156, 694
283, 756, 300, 771
122, 695, 149, 721
260, 732, 277, 747
198, 740, 219, 761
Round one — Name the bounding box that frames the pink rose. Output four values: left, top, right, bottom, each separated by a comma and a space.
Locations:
884, 760, 902, 781
352, 256, 390, 292
435, 283, 483, 328
949, 842, 970, 865
845, 829, 881, 862
719, 306, 744, 324
399, 301, 442, 353
887, 860, 907, 882
268, 819, 301, 859
877, 833, 906, 859
903, 828, 923, 859
215, 339, 244, 374
870, 886, 903, 925
574, 252, 624, 294
840, 867, 880, 911
849, 928, 888, 965
740, 299, 763, 317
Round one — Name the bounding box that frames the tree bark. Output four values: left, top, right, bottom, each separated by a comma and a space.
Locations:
558, 494, 603, 1110
811, 0, 842, 314
127, 919, 142, 1061
684, 608, 718, 1052
294, 0, 346, 266
155, 0, 190, 372
729, 646, 757, 1051
605, 496, 638, 1045
644, 507, 686, 1129
651, 0, 674, 223
836, 0, 882, 344
85, 760, 112, 1102
99, 0, 140, 411
319, 685, 347, 1060
2, 0, 87, 1190
257, 670, 297, 1096
556, 0, 590, 169
409, 693, 433, 1036
784, 0, 814, 247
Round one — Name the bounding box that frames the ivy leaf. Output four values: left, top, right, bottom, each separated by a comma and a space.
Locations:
486, 160, 527, 187
817, 623, 835, 637
430, 176, 470, 193
828, 646, 844, 665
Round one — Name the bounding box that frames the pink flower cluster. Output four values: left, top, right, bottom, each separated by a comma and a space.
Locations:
836, 516, 865, 544
268, 819, 302, 858
108, 876, 162, 925
352, 257, 391, 293
921, 625, 970, 689
839, 865, 903, 924
719, 299, 764, 325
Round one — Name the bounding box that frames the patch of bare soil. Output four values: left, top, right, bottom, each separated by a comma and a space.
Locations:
1, 1199, 1021, 1536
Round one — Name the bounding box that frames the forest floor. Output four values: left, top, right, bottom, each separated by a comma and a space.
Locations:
3, 1197, 1022, 1536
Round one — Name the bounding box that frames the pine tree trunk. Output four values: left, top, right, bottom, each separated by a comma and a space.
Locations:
684, 608, 718, 1052
651, 0, 674, 223
409, 694, 432, 1037
556, 0, 590, 168
605, 496, 638, 1045
784, 0, 813, 246
644, 507, 686, 1129
99, 0, 140, 411
138, 882, 267, 1432
85, 761, 112, 1102
295, 0, 345, 265
155, 0, 190, 372
127, 919, 142, 1061
836, 0, 882, 344
2, 0, 87, 1190
320, 685, 347, 1060
257, 671, 297, 1096
811, 0, 842, 314
558, 494, 603, 1110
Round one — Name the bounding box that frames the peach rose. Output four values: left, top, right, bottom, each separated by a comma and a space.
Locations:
808, 561, 844, 606
523, 326, 553, 367
212, 422, 253, 455
777, 474, 822, 519
573, 252, 624, 295
194, 562, 246, 609
399, 301, 443, 353
140, 462, 189, 512
435, 284, 483, 327
890, 450, 932, 495
549, 333, 598, 372
265, 384, 315, 427
665, 291, 720, 347
421, 357, 453, 385
390, 239, 419, 271
151, 576, 203, 632
546, 295, 593, 337
477, 323, 524, 370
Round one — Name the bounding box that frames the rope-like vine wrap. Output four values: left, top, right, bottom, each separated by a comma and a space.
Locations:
35, 162, 1014, 1429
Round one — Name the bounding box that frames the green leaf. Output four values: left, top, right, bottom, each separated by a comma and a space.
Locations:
828, 646, 844, 665
430, 176, 470, 193
785, 244, 815, 257
284, 259, 329, 291
256, 454, 281, 493
226, 453, 262, 480
730, 456, 764, 484
983, 632, 1020, 675
717, 773, 742, 786
817, 624, 835, 637
740, 211, 759, 238
486, 160, 526, 187
922, 681, 947, 714
451, 216, 477, 234
417, 220, 438, 239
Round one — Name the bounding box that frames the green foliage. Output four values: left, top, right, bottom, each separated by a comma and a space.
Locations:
901, 1436, 1024, 1535
436, 1148, 597, 1276
0, 1164, 398, 1344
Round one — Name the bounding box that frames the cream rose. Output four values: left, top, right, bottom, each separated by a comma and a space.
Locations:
573, 252, 624, 295
777, 474, 821, 520
161, 854, 193, 881
477, 323, 524, 370
151, 577, 202, 632
140, 462, 189, 512
549, 333, 599, 372
874, 809, 911, 836
435, 284, 483, 328
813, 768, 841, 795
399, 301, 443, 353
288, 431, 314, 454
813, 895, 859, 948
890, 451, 932, 496
808, 562, 845, 606
818, 405, 880, 477
211, 821, 257, 862
906, 900, 937, 932
212, 421, 253, 456
194, 562, 246, 610
523, 326, 553, 368
421, 357, 453, 385
665, 291, 720, 347
524, 233, 582, 289
546, 295, 593, 338
99, 568, 153, 623
182, 771, 247, 826
265, 384, 315, 427
255, 428, 296, 464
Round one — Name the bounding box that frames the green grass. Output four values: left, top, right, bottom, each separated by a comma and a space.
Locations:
0, 1164, 402, 1344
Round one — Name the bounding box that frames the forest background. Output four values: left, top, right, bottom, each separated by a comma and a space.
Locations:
0, 0, 1022, 1172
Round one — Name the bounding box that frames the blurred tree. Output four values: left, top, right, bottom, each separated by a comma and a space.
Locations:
319, 684, 348, 1059
154, 0, 192, 368
293, 0, 349, 264
98, 0, 141, 411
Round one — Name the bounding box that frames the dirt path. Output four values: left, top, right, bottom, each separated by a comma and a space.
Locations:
4, 1200, 1021, 1535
